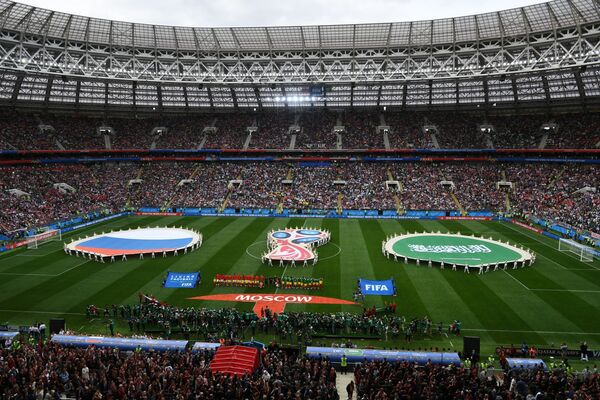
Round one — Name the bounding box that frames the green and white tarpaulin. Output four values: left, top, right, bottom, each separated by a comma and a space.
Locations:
383, 232, 534, 271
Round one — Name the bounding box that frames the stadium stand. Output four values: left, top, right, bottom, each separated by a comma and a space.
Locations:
0, 1, 599, 398
1, 161, 599, 236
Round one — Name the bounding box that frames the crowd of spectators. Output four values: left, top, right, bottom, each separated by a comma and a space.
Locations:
441, 164, 505, 211
296, 111, 338, 149
507, 164, 600, 233
0, 341, 339, 400
0, 111, 599, 150
385, 112, 434, 149
152, 116, 214, 149
339, 163, 394, 210
249, 113, 295, 150
430, 112, 488, 149
342, 111, 380, 149
284, 166, 340, 210
354, 360, 600, 399
127, 163, 195, 208
202, 113, 253, 149
1, 161, 598, 237
227, 163, 288, 209
0, 164, 135, 237
169, 162, 241, 209
391, 164, 456, 211
41, 116, 105, 150
0, 114, 54, 150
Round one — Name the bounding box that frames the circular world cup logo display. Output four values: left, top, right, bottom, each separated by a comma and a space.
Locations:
262, 227, 330, 265
383, 232, 535, 273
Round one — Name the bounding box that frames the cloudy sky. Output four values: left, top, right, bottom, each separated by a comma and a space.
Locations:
19, 0, 548, 27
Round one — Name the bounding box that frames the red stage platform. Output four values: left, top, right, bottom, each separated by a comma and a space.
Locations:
209, 345, 259, 376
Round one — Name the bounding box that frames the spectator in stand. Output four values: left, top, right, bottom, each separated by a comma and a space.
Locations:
342, 111, 379, 149
0, 341, 338, 399
249, 112, 295, 149
354, 360, 600, 399
296, 111, 338, 149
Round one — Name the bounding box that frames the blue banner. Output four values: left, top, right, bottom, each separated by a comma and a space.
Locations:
506, 358, 547, 370
51, 334, 187, 352
306, 347, 460, 366
359, 279, 396, 296
164, 272, 199, 288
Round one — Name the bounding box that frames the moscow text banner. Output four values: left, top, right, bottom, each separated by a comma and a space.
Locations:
359, 279, 396, 296
164, 272, 199, 288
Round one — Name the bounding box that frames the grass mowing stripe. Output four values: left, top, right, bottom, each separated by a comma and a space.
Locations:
173, 217, 274, 310
434, 220, 547, 344
0, 217, 166, 276
160, 216, 268, 305
358, 219, 430, 317
454, 222, 598, 341
460, 222, 600, 333
314, 218, 344, 313
377, 219, 496, 344
492, 222, 600, 288
500, 222, 600, 271
63, 217, 234, 313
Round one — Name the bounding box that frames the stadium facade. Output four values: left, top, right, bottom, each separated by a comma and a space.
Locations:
0, 0, 599, 113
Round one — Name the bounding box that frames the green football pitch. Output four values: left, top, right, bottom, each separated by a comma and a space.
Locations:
0, 215, 599, 356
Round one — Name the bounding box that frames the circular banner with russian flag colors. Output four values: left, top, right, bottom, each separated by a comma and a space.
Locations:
65, 227, 202, 260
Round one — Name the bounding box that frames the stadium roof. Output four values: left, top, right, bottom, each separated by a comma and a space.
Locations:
0, 0, 599, 111
1, 0, 598, 50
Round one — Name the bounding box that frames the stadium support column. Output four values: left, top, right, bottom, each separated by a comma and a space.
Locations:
207, 86, 214, 110
350, 82, 355, 107
157, 84, 163, 113
10, 74, 23, 106
44, 77, 53, 108
132, 80, 137, 112
254, 87, 262, 110
75, 80, 81, 110
482, 78, 489, 108
183, 86, 189, 110
573, 68, 587, 108
231, 87, 238, 109
541, 74, 550, 106
428, 80, 433, 109
376, 85, 382, 107
401, 83, 407, 111
510, 76, 519, 107
104, 81, 109, 111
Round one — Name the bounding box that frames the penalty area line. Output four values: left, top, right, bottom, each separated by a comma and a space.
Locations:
502, 222, 599, 271
502, 270, 530, 290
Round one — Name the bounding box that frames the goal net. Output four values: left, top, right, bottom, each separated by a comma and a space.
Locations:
26, 229, 62, 249
558, 238, 595, 262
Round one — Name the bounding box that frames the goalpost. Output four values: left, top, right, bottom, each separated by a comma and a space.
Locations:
558, 238, 595, 262
26, 229, 62, 249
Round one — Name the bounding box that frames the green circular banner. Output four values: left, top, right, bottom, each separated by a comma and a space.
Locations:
384, 233, 533, 268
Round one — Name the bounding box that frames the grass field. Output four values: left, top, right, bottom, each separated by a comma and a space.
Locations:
1, 215, 599, 356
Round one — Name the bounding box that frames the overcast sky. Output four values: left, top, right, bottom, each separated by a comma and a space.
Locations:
18, 0, 548, 27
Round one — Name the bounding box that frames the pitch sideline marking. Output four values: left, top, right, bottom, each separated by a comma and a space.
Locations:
0, 259, 91, 277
